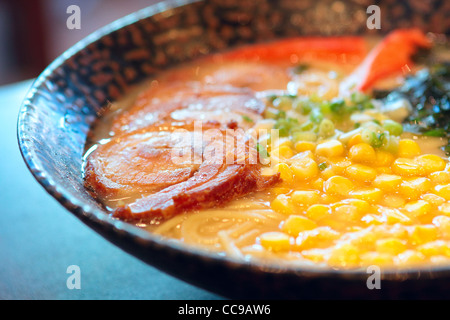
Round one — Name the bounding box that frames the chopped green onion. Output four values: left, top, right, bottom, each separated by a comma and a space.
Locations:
256, 143, 270, 158
319, 119, 335, 138
292, 131, 317, 142
242, 115, 253, 123
382, 119, 403, 136
273, 96, 293, 111
318, 162, 328, 171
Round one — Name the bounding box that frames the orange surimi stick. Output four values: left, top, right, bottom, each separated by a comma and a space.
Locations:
341, 28, 432, 92
214, 36, 368, 64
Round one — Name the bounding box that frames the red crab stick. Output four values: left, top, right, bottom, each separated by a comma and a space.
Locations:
214, 36, 368, 64
341, 28, 432, 92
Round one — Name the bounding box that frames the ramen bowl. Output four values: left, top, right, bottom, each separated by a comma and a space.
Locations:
17, 0, 450, 299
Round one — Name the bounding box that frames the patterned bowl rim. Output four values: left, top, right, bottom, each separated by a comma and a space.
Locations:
16, 0, 450, 281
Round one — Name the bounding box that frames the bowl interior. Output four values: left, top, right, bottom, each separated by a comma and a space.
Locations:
17, 0, 450, 299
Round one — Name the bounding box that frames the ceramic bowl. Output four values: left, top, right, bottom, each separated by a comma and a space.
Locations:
17, 0, 450, 299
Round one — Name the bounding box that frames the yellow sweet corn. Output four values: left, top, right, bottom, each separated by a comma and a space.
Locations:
409, 224, 438, 245
294, 141, 316, 153
392, 158, 425, 177
381, 194, 406, 208
404, 200, 432, 218
315, 140, 345, 158
281, 215, 317, 236
398, 139, 422, 158
345, 164, 377, 183
376, 238, 407, 255
305, 204, 331, 221
259, 232, 291, 252
271, 194, 295, 215
375, 150, 395, 167
434, 184, 450, 200
429, 171, 450, 184
395, 250, 426, 266
323, 176, 354, 196
349, 188, 383, 203
290, 157, 319, 181
347, 133, 363, 148
273, 163, 294, 185
416, 154, 446, 175
360, 252, 394, 266
417, 240, 450, 257
348, 143, 375, 164
291, 190, 321, 206
327, 243, 360, 268
438, 203, 450, 216
399, 177, 432, 199
432, 215, 450, 239
373, 174, 402, 192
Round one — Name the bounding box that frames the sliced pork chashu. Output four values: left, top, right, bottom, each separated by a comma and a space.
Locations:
84, 82, 280, 222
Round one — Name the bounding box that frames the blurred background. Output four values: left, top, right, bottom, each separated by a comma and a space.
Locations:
0, 0, 160, 86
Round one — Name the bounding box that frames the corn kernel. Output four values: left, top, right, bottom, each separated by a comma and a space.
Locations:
376, 238, 407, 255
373, 174, 402, 192
409, 224, 438, 245
333, 204, 362, 221
290, 158, 319, 181
271, 194, 295, 215
434, 184, 450, 200
417, 240, 450, 257
345, 164, 377, 183
320, 166, 337, 180
291, 190, 321, 206
381, 207, 412, 224
421, 193, 445, 206
281, 215, 317, 236
362, 213, 385, 225
310, 177, 324, 190
339, 198, 371, 213
416, 154, 447, 175
323, 176, 354, 196
259, 232, 291, 252
430, 171, 450, 184
375, 150, 395, 167
347, 133, 363, 148
295, 227, 340, 250
432, 216, 450, 239
381, 194, 406, 208
349, 188, 382, 203
438, 203, 450, 216
348, 143, 376, 164
360, 252, 394, 266
398, 139, 422, 158
327, 243, 360, 268
300, 249, 328, 263
278, 145, 295, 159
404, 200, 432, 217
273, 163, 294, 185
294, 141, 316, 153
331, 158, 352, 175
392, 158, 425, 177
399, 177, 432, 199
395, 250, 426, 266
306, 204, 331, 221
315, 140, 345, 158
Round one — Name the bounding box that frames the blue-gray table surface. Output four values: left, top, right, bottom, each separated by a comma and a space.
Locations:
0, 79, 221, 300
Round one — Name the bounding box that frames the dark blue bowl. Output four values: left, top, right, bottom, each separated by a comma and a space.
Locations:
17, 0, 450, 299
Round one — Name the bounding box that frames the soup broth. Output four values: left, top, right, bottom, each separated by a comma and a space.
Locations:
83, 31, 450, 269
